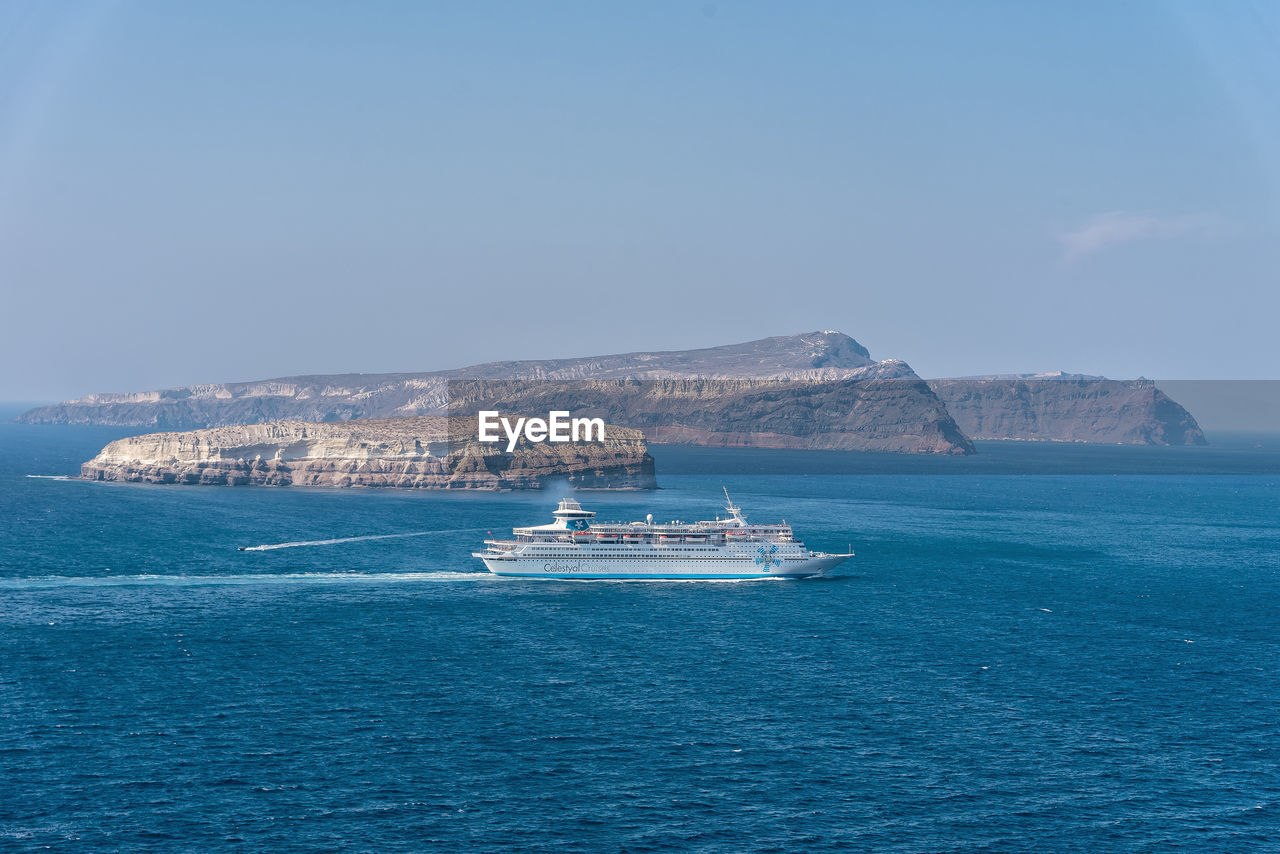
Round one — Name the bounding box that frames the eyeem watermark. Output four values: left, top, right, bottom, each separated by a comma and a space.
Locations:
477, 410, 606, 452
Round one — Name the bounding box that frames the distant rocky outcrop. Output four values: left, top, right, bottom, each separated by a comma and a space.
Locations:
81, 417, 656, 489
448, 361, 973, 455
26, 331, 972, 455
927, 374, 1207, 445
19, 332, 874, 430
21, 332, 1212, 451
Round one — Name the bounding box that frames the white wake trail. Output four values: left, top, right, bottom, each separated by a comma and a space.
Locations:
1, 571, 489, 589
241, 529, 471, 551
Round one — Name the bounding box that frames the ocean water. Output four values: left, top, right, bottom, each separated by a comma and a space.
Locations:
2, 423, 1279, 852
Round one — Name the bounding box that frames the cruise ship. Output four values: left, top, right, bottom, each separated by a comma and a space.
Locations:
474, 490, 852, 580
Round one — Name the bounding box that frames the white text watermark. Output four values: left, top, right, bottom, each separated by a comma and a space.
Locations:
477, 410, 606, 452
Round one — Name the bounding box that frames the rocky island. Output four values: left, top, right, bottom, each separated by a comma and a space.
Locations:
927, 374, 1207, 445
81, 417, 656, 489
446, 360, 973, 454
28, 332, 973, 455
23, 332, 1209, 450
20, 332, 879, 429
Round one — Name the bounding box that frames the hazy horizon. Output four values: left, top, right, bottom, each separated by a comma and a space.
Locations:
4, 2, 1279, 400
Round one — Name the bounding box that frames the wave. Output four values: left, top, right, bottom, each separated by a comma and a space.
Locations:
241, 529, 471, 551
0, 571, 490, 589
0, 572, 802, 589
511, 576, 788, 584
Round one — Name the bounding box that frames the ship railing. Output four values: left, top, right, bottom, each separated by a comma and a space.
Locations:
481, 540, 518, 553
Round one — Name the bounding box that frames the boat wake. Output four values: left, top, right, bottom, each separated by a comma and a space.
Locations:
25, 474, 76, 480
240, 529, 470, 551
532, 576, 789, 584
0, 571, 489, 590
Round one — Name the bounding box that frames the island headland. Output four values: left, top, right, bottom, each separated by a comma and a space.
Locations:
927, 374, 1206, 445
81, 416, 656, 490
26, 331, 1207, 449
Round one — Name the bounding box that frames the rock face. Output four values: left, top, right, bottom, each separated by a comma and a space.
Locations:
21, 332, 1211, 450
19, 332, 876, 430
449, 361, 974, 455
24, 331, 972, 455
927, 375, 1207, 445
80, 417, 656, 489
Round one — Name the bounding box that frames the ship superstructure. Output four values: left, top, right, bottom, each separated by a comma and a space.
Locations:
474, 490, 852, 579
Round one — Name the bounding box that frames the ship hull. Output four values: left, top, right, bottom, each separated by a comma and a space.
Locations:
477, 553, 849, 580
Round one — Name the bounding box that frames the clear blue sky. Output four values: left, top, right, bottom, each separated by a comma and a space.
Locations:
2, 1, 1277, 400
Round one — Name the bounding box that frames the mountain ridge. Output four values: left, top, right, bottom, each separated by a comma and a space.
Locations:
17, 331, 1207, 448
17, 331, 879, 429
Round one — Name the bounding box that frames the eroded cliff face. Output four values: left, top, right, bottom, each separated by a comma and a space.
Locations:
27, 332, 972, 455
25, 333, 1212, 451
19, 332, 875, 429
927, 376, 1207, 445
447, 361, 974, 455
80, 417, 656, 489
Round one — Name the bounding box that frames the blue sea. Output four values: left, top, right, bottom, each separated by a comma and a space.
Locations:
2, 418, 1278, 852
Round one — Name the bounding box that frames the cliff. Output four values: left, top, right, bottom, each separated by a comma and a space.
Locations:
18, 332, 874, 430
23, 332, 1211, 451
927, 375, 1207, 446
80, 417, 656, 489
26, 331, 972, 455
448, 361, 973, 455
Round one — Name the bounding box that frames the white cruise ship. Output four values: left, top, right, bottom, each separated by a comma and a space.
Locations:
474, 490, 852, 580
